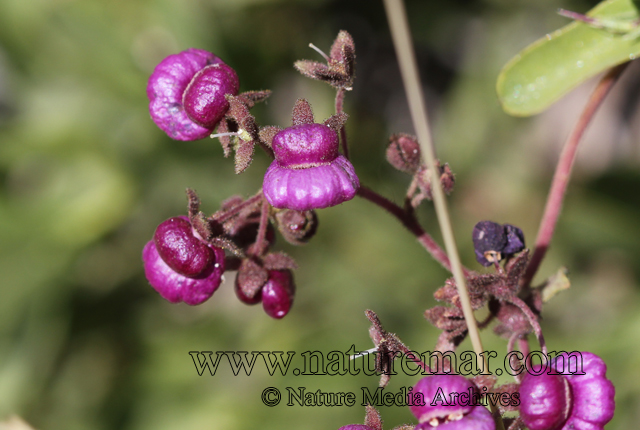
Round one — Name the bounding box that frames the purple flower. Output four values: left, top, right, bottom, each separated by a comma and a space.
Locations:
143, 216, 225, 305
519, 352, 615, 430
147, 48, 239, 140
503, 224, 525, 255
410, 375, 495, 430
263, 123, 359, 210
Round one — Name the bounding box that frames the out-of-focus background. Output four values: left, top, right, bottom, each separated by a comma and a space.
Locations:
1, 0, 639, 429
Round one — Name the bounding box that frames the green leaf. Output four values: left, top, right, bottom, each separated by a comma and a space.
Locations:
497, 0, 640, 116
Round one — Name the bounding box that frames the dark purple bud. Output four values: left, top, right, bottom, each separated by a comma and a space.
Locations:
147, 48, 238, 140
386, 133, 421, 174
273, 209, 318, 245
503, 224, 525, 255
472, 221, 508, 266
261, 270, 295, 319
183, 63, 239, 128
154, 216, 214, 277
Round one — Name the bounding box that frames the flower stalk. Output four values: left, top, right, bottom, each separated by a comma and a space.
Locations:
382, 0, 502, 428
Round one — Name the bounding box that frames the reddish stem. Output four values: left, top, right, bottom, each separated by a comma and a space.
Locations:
335, 88, 350, 159
212, 191, 263, 224
522, 63, 629, 288
357, 185, 471, 276
507, 296, 547, 357
251, 198, 271, 256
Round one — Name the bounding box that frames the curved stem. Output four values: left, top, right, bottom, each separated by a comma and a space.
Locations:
335, 88, 350, 159
383, 1, 501, 427
506, 296, 547, 357
251, 199, 271, 256
522, 63, 629, 288
357, 185, 471, 275
213, 190, 264, 224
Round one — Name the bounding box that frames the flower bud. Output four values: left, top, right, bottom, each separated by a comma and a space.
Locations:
273, 209, 318, 245
386, 133, 421, 174
472, 221, 507, 266
261, 270, 295, 319
234, 258, 268, 305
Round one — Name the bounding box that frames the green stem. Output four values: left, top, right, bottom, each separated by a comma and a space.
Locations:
382, 0, 502, 427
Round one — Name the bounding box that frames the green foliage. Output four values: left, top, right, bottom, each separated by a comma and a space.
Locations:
497, 0, 640, 116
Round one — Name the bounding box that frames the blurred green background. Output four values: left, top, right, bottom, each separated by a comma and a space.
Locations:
1, 0, 639, 429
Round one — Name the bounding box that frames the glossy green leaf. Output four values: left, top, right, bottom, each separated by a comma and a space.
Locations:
497, 0, 640, 116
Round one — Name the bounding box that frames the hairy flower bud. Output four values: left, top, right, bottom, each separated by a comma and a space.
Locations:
386, 133, 421, 174
273, 209, 318, 245
234, 258, 268, 305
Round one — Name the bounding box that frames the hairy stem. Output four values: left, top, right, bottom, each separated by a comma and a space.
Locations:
357, 185, 470, 275
251, 199, 271, 256
212, 190, 264, 224
522, 63, 629, 288
335, 88, 350, 159
507, 296, 547, 356
383, 0, 502, 427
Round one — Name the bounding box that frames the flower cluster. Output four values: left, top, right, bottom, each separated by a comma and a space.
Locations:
141, 31, 617, 430
142, 44, 358, 316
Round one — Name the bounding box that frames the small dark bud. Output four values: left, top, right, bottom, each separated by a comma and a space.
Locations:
273, 209, 318, 245
386, 133, 421, 174
503, 224, 525, 255
235, 258, 268, 305
472, 221, 507, 266
440, 163, 455, 195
